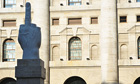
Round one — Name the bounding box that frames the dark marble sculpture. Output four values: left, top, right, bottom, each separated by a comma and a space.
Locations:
18, 2, 41, 59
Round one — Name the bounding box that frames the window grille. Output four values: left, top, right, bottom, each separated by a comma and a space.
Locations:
120, 16, 127, 23
137, 16, 140, 22
91, 17, 98, 24
68, 0, 81, 6
68, 18, 81, 25
69, 37, 82, 60
3, 39, 15, 62
52, 19, 59, 25
4, 0, 16, 8
3, 20, 16, 27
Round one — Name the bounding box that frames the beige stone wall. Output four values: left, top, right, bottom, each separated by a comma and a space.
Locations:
50, 67, 101, 84
0, 0, 140, 84
119, 66, 140, 84
0, 69, 15, 80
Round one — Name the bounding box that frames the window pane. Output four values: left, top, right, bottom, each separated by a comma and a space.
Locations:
137, 16, 140, 22
120, 16, 127, 23
52, 19, 59, 25
69, 37, 82, 60
68, 18, 82, 25
4, 0, 16, 8
91, 17, 98, 24
3, 39, 16, 62
137, 0, 140, 2
69, 0, 81, 6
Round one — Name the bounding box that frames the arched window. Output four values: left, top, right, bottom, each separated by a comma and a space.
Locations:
3, 39, 15, 62
64, 76, 86, 84
69, 37, 82, 60
68, 0, 81, 6
0, 78, 16, 84
134, 77, 140, 84
138, 37, 140, 59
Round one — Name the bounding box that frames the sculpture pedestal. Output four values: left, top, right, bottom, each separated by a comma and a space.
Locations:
15, 59, 46, 84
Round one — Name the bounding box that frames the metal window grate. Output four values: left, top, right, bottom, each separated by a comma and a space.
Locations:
3, 20, 16, 27
120, 16, 127, 23
137, 16, 140, 22
3, 39, 15, 62
4, 0, 16, 8
68, 0, 81, 6
91, 17, 98, 24
52, 19, 59, 25
68, 18, 81, 25
69, 37, 82, 60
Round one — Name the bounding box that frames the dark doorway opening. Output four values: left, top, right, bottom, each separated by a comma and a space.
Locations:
0, 78, 16, 84
134, 77, 140, 84
64, 76, 86, 84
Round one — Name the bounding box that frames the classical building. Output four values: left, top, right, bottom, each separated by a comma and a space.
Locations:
1, 0, 140, 84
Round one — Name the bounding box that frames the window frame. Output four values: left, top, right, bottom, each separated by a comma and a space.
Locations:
68, 18, 82, 25
52, 18, 59, 25
68, 0, 82, 6
3, 39, 16, 62
68, 37, 82, 60
91, 17, 98, 24
120, 16, 127, 23
137, 15, 140, 22
3, 0, 16, 8
2, 20, 16, 27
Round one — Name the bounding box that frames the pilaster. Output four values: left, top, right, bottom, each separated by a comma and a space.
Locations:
32, 0, 50, 84
100, 0, 119, 83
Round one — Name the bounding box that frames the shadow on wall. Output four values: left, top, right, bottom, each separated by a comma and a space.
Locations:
0, 77, 16, 84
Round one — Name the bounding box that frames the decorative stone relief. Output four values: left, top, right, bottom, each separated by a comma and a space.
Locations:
0, 28, 17, 38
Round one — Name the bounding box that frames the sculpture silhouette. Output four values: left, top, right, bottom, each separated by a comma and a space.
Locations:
18, 2, 41, 59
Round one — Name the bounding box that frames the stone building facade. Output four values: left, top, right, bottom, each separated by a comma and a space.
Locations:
0, 0, 140, 84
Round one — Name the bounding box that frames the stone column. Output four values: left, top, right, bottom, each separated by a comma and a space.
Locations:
100, 0, 118, 84
32, 0, 50, 84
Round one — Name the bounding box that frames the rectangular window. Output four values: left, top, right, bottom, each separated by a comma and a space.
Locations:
137, 0, 140, 2
68, 0, 81, 6
68, 18, 82, 25
91, 17, 98, 24
4, 0, 16, 8
3, 20, 16, 27
52, 19, 59, 25
137, 15, 140, 22
120, 16, 127, 23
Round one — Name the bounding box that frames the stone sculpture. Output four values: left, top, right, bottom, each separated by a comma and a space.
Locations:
18, 2, 41, 59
